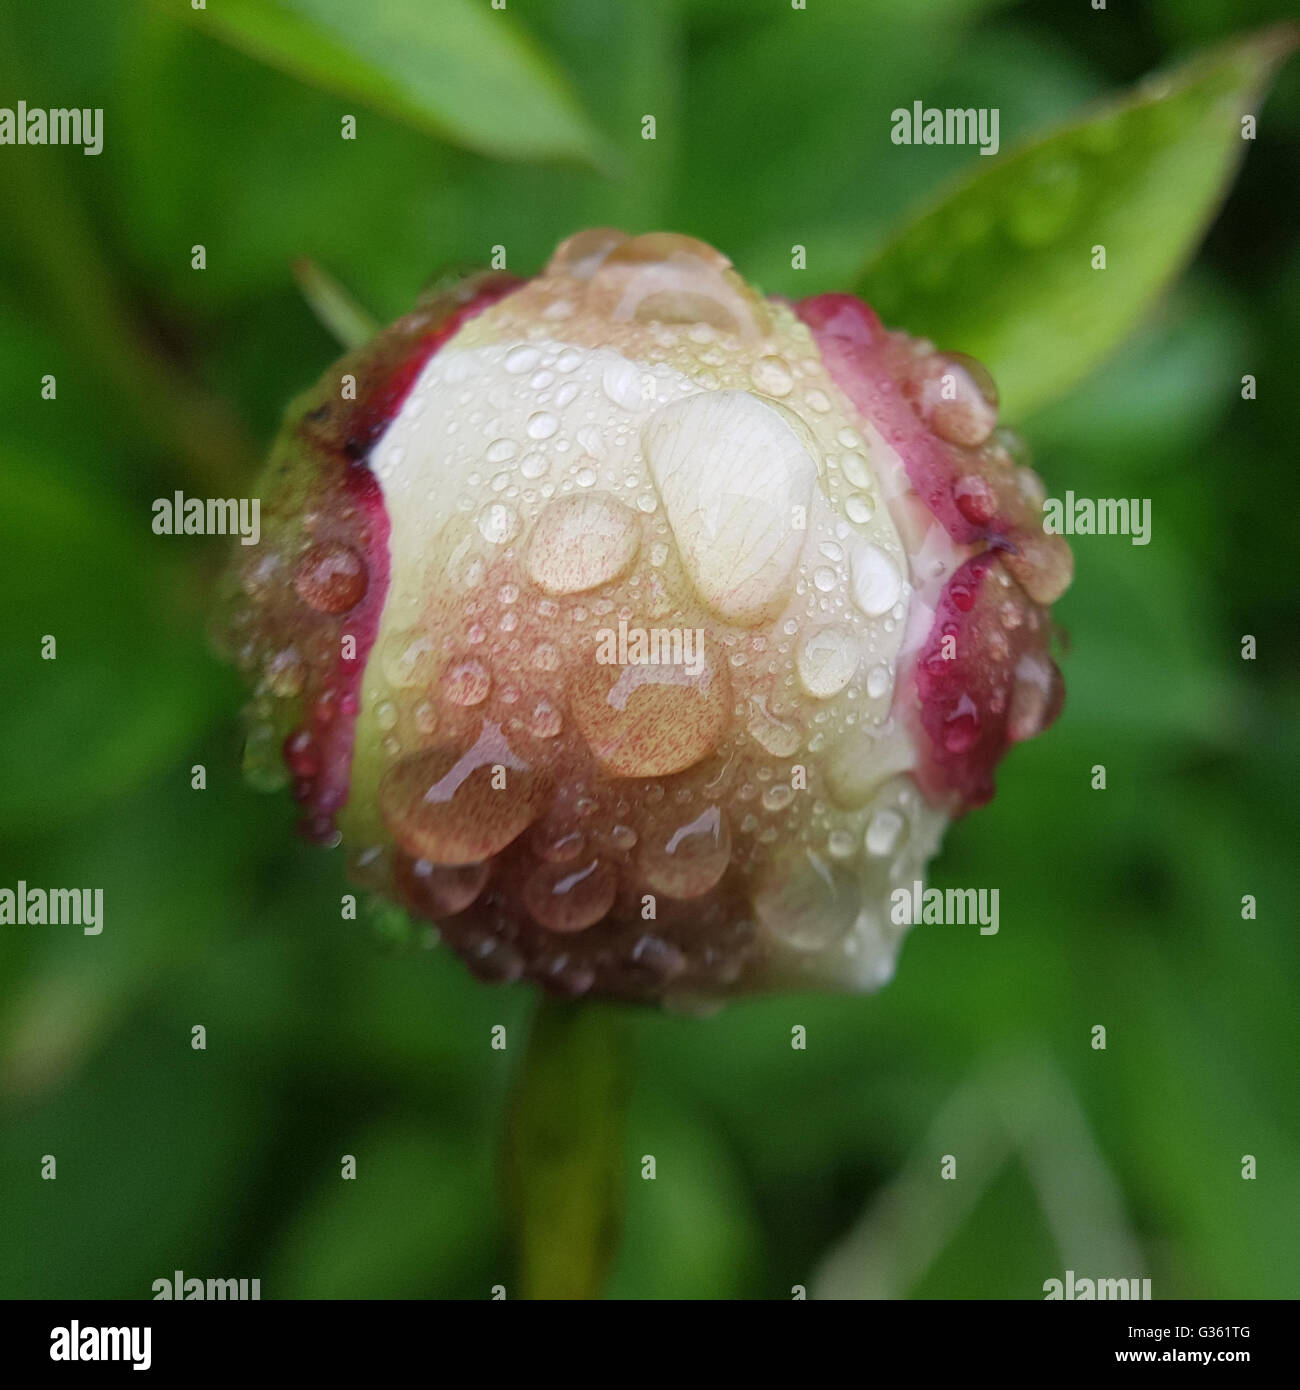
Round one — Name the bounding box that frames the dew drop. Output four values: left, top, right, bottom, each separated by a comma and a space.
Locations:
796, 625, 857, 699
813, 566, 838, 593
293, 542, 367, 614
841, 452, 872, 489
524, 857, 617, 932
865, 808, 905, 857
444, 659, 491, 707
849, 542, 902, 617
750, 355, 794, 397
505, 345, 541, 374
637, 805, 730, 899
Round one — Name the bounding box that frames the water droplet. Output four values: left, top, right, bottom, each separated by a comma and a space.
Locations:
753, 850, 858, 952
954, 473, 997, 525
524, 857, 617, 932
797, 625, 858, 699
444, 659, 491, 706
505, 345, 541, 374
849, 541, 902, 616
762, 784, 794, 813
293, 542, 367, 613
379, 724, 540, 865
841, 452, 872, 489
381, 631, 436, 690
527, 411, 559, 440
747, 695, 803, 757
827, 828, 857, 861
602, 359, 645, 411
477, 502, 520, 545
525, 493, 641, 595
375, 700, 398, 732
865, 808, 905, 857
570, 637, 730, 778
637, 806, 730, 899
530, 699, 563, 738
813, 566, 838, 593
396, 854, 489, 917
283, 728, 319, 779
845, 493, 874, 525
751, 355, 794, 396
265, 647, 304, 697
866, 664, 892, 700
485, 438, 518, 464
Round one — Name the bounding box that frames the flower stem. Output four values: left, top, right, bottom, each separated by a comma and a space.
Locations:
503, 996, 630, 1299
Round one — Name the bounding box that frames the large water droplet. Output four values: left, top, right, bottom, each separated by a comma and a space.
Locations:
293, 542, 367, 614
796, 626, 858, 699
379, 723, 541, 865
849, 541, 903, 617
396, 854, 489, 917
443, 659, 491, 707
643, 390, 816, 626
865, 807, 905, 857
524, 857, 617, 932
570, 635, 730, 778
637, 805, 730, 899
525, 492, 641, 595
750, 355, 794, 397
477, 502, 520, 545
505, 345, 542, 374
753, 850, 858, 953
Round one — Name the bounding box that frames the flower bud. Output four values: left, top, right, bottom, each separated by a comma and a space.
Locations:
217, 231, 1070, 1006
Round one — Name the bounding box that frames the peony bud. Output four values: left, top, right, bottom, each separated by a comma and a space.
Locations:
216, 231, 1071, 1006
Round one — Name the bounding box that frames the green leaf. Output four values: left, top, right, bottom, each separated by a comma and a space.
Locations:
503, 999, 629, 1299
856, 25, 1298, 417
166, 0, 612, 167
0, 459, 224, 837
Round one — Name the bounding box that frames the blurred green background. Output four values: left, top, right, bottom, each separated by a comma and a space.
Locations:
1, 0, 1297, 1299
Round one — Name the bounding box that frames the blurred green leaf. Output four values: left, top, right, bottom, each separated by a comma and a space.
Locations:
267, 1124, 497, 1297
857, 25, 1298, 416
0, 460, 224, 837
167, 0, 612, 166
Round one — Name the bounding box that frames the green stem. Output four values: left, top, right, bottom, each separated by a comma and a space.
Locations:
502, 997, 630, 1300
292, 259, 381, 351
